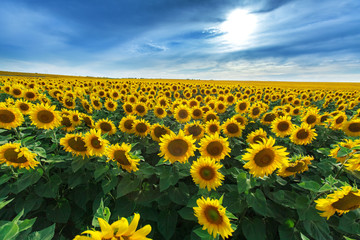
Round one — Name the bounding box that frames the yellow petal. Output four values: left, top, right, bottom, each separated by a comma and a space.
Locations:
98, 218, 113, 238
112, 218, 129, 236
130, 225, 152, 240
125, 213, 140, 235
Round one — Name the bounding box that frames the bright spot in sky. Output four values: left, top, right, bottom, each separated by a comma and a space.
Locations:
219, 9, 257, 47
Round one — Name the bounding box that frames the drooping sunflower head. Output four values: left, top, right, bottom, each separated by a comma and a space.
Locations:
95, 119, 117, 135
150, 124, 171, 142
277, 155, 313, 177
159, 130, 196, 163
132, 119, 150, 137
319, 112, 331, 125
242, 137, 289, 177
221, 118, 243, 138
29, 104, 62, 130
271, 115, 293, 138
106, 143, 139, 173
290, 123, 317, 145
193, 197, 234, 239
84, 129, 109, 157
342, 119, 360, 137
174, 105, 192, 123
246, 128, 268, 144
0, 106, 24, 129
190, 157, 224, 191
81, 114, 95, 128
184, 122, 205, 140
199, 133, 231, 161
0, 143, 39, 169
60, 133, 89, 158
119, 115, 137, 134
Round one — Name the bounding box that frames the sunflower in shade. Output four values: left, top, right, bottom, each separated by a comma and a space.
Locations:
190, 157, 224, 191
106, 143, 140, 173
0, 143, 39, 169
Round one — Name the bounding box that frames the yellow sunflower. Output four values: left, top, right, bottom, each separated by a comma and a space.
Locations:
158, 130, 196, 164
63, 98, 76, 109
150, 124, 171, 142
203, 110, 219, 123
81, 100, 93, 114
199, 133, 231, 161
106, 143, 139, 172
60, 133, 89, 158
133, 102, 148, 117
29, 104, 62, 130
221, 118, 243, 138
290, 123, 317, 145
242, 137, 289, 177
95, 119, 117, 135
60, 115, 75, 132
235, 100, 250, 114
248, 105, 262, 119
119, 115, 137, 134
69, 110, 83, 127
15, 100, 33, 115
133, 119, 151, 137
232, 114, 248, 127
205, 120, 221, 135
184, 122, 205, 140
174, 105, 192, 123
342, 119, 360, 137
315, 186, 360, 219
190, 157, 224, 191
84, 129, 109, 156
345, 155, 360, 171
191, 107, 203, 120
0, 106, 24, 129
0, 143, 39, 169
104, 99, 118, 112
331, 113, 347, 130
215, 101, 227, 114
302, 109, 319, 127
123, 102, 134, 115
261, 112, 277, 125
246, 128, 268, 144
153, 105, 167, 119
193, 197, 234, 239
277, 155, 313, 177
81, 114, 95, 128
271, 115, 293, 138
329, 139, 356, 163
91, 97, 103, 110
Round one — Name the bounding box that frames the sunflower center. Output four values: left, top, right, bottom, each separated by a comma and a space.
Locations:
277, 121, 289, 132
65, 99, 74, 106
209, 124, 218, 133
73, 115, 79, 122
19, 103, 29, 111
113, 150, 131, 165
331, 192, 360, 211
135, 123, 147, 133
320, 115, 329, 123
306, 115, 317, 124
252, 107, 260, 116
154, 126, 168, 138
100, 122, 112, 132
125, 104, 133, 112
253, 135, 264, 144
188, 125, 202, 137
61, 117, 72, 127
206, 141, 224, 157
91, 137, 102, 149
4, 148, 28, 163
136, 105, 145, 113
296, 129, 309, 140
264, 113, 276, 122
93, 100, 100, 107
0, 109, 16, 123
200, 166, 215, 180
348, 123, 360, 133
178, 109, 189, 119
108, 102, 114, 108
168, 139, 189, 157
206, 114, 217, 122
336, 116, 344, 124
217, 104, 225, 110
227, 123, 240, 134
124, 119, 134, 130
193, 109, 202, 117
156, 108, 164, 115
254, 148, 275, 167
285, 161, 305, 172
293, 109, 300, 114
37, 110, 55, 123
239, 102, 247, 111
68, 137, 87, 152
13, 89, 22, 95
204, 206, 223, 224
83, 117, 92, 126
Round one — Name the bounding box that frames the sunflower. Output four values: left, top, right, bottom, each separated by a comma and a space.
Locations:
342, 119, 360, 137
15, 100, 32, 115
95, 119, 117, 135
331, 113, 347, 130
345, 155, 360, 171
329, 139, 356, 163
203, 110, 219, 123
60, 133, 89, 158
104, 99, 118, 112
249, 105, 262, 119
69, 110, 83, 127
302, 109, 319, 127
158, 130, 196, 164
184, 122, 205, 140
60, 115, 75, 132
153, 105, 167, 119
91, 97, 103, 110
290, 123, 317, 145
81, 114, 95, 128
119, 115, 136, 134
133, 102, 148, 117
315, 186, 360, 219
205, 120, 221, 135
232, 114, 248, 127
261, 112, 277, 125
271, 116, 293, 138
190, 157, 224, 191
0, 106, 24, 129
242, 137, 289, 177
107, 143, 139, 172
246, 128, 268, 144
215, 101, 227, 114
277, 155, 313, 177
84, 129, 109, 156
10, 85, 24, 98
199, 133, 231, 161
0, 143, 39, 169
150, 124, 171, 142
29, 104, 62, 130
221, 118, 243, 138
174, 105, 192, 123
235, 100, 250, 114
63, 98, 76, 109
123, 102, 134, 115
193, 197, 234, 239
191, 107, 203, 120
133, 119, 150, 137
319, 112, 331, 125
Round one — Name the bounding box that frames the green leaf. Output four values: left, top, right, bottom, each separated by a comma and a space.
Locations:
302, 219, 332, 240
0, 222, 19, 240
178, 207, 197, 221
157, 209, 178, 240
34, 147, 47, 158
246, 189, 268, 216
46, 199, 71, 223
101, 175, 118, 194
316, 148, 330, 156
241, 217, 266, 240
338, 211, 360, 234
0, 198, 13, 210
71, 157, 89, 172
12, 209, 24, 224
237, 172, 249, 194
298, 180, 321, 192
169, 184, 189, 205
94, 165, 109, 181
27, 224, 55, 240
158, 166, 179, 192
337, 146, 352, 158
92, 199, 111, 228
278, 225, 296, 240
116, 176, 141, 198
35, 175, 62, 198
193, 227, 214, 240
18, 218, 36, 232
0, 174, 12, 186
11, 169, 43, 194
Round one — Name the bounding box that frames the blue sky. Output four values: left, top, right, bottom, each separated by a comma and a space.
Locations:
0, 0, 359, 81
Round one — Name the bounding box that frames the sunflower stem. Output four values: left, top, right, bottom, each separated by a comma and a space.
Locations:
334, 158, 349, 179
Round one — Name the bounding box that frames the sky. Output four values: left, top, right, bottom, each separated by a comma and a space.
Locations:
0, 0, 359, 82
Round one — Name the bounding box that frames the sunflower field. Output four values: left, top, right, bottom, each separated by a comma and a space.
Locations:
0, 72, 360, 240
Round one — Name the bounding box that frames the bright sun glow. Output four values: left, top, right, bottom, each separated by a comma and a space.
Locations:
219, 9, 257, 47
